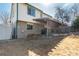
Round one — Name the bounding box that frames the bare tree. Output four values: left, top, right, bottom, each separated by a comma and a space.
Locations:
0, 11, 10, 24
64, 11, 70, 22
71, 3, 79, 17
55, 6, 70, 23
55, 7, 63, 23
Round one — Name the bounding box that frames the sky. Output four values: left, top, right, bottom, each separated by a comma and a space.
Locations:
0, 3, 11, 12
40, 3, 74, 16
30, 3, 74, 16
0, 3, 11, 24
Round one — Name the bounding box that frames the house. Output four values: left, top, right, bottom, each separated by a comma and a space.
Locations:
0, 24, 12, 40
10, 3, 66, 39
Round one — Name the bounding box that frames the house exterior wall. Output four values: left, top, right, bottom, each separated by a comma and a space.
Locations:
0, 24, 12, 40
16, 3, 45, 38
17, 21, 44, 38
11, 3, 53, 39
11, 3, 52, 23
18, 4, 42, 22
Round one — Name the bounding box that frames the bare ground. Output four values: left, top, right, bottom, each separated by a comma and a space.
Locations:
0, 34, 79, 56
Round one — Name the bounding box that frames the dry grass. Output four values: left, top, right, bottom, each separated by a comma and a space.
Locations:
48, 34, 79, 56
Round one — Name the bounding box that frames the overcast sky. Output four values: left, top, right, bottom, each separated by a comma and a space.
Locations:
0, 3, 11, 24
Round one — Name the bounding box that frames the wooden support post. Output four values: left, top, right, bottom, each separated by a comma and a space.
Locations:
47, 20, 48, 38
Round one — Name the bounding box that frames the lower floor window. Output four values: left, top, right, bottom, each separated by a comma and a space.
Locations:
27, 24, 33, 30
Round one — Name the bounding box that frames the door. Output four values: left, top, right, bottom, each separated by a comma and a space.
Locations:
41, 28, 47, 35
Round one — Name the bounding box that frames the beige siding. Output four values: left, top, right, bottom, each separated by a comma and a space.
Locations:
17, 21, 43, 38
17, 21, 26, 38
35, 10, 42, 18
11, 3, 52, 23
18, 4, 42, 22
18, 4, 28, 20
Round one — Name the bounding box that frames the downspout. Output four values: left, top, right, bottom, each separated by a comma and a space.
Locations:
10, 3, 13, 39
16, 3, 18, 39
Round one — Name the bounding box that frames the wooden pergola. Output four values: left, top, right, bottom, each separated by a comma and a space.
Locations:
33, 17, 67, 37
34, 17, 60, 37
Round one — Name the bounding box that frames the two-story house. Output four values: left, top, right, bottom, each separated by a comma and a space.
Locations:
10, 3, 64, 39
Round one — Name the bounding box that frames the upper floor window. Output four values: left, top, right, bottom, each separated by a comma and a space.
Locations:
27, 5, 35, 17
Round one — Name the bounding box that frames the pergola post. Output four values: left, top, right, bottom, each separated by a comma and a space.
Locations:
47, 20, 48, 37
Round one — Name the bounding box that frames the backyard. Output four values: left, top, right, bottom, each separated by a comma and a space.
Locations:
0, 34, 79, 56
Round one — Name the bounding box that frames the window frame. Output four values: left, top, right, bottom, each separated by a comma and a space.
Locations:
27, 24, 33, 30
27, 5, 35, 17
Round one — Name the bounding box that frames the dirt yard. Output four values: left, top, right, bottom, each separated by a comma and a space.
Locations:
0, 34, 79, 56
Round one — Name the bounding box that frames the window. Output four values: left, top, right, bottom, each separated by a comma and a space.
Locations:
27, 24, 33, 30
27, 6, 35, 16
